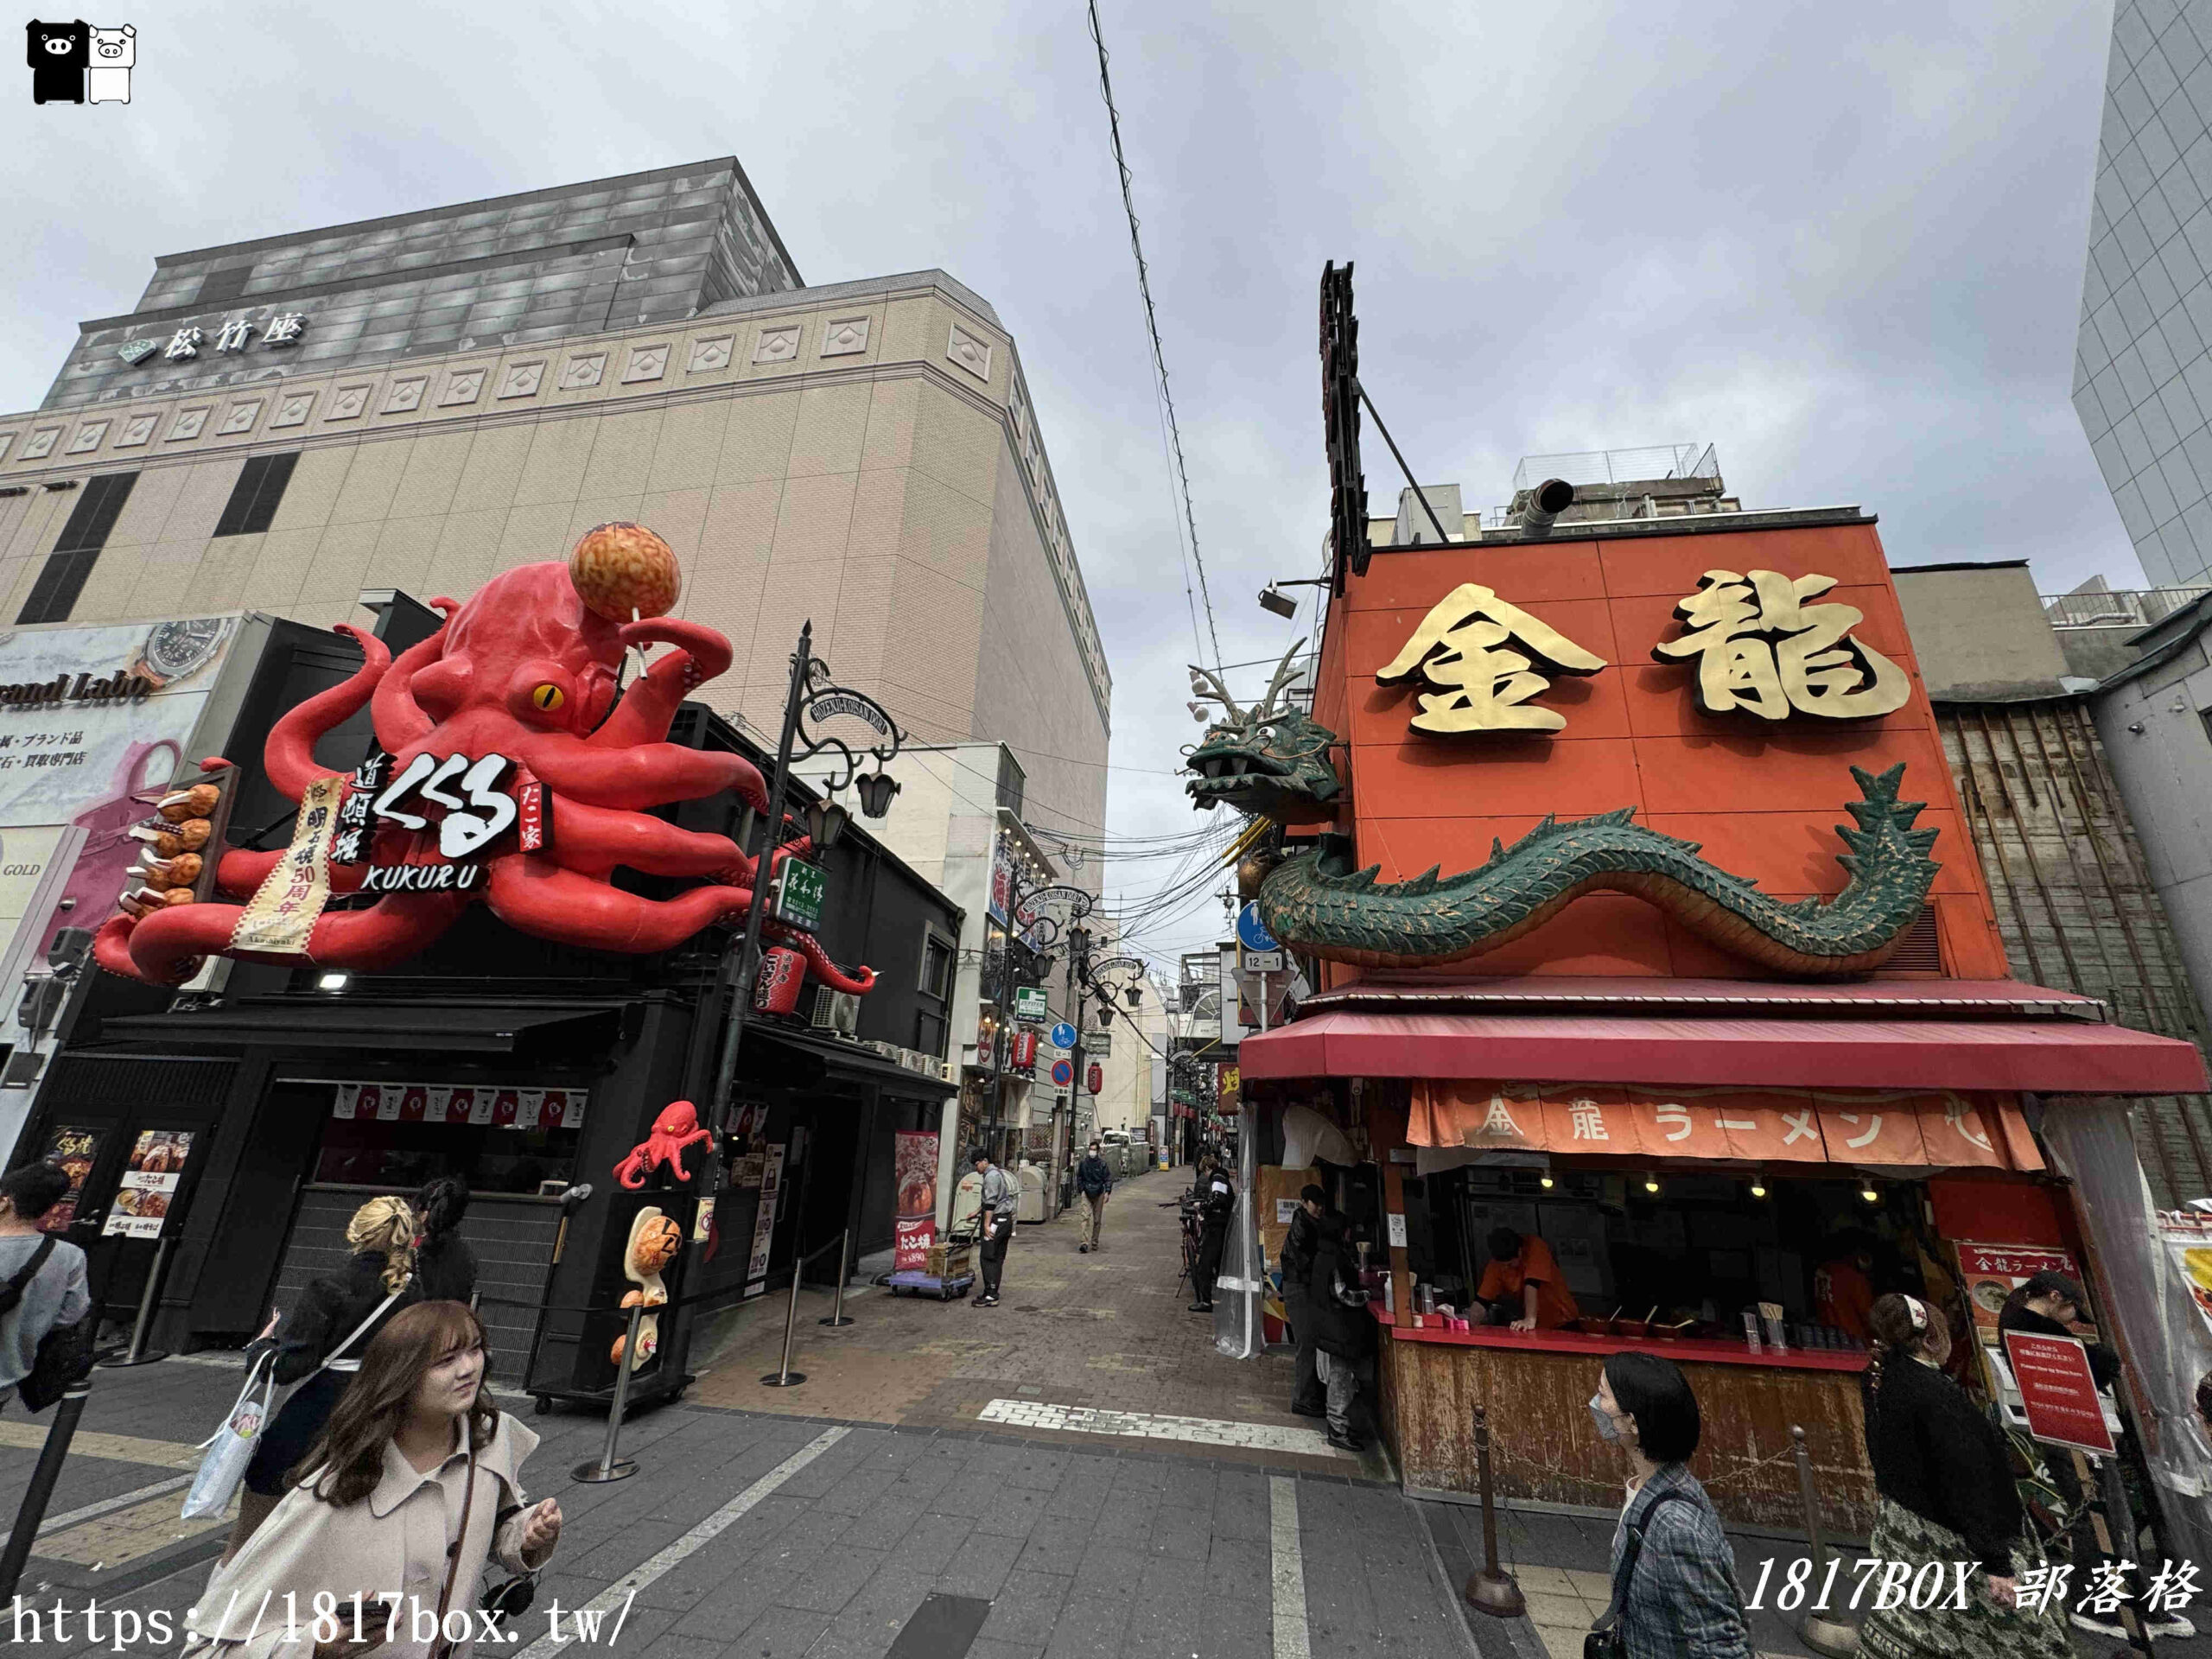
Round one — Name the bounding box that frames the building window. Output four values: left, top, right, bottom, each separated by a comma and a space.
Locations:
914, 1008, 948, 1058
17, 470, 137, 625
213, 452, 299, 537
920, 932, 953, 1001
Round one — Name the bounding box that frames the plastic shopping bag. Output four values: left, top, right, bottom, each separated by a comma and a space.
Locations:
182, 1355, 274, 1520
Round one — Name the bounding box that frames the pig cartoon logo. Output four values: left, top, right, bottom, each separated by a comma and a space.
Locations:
86, 22, 131, 104
26, 19, 88, 105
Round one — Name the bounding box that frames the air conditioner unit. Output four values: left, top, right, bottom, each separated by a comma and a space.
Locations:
810, 988, 860, 1036
932, 1057, 957, 1082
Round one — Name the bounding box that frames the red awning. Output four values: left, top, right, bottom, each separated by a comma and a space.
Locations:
1237, 1009, 2209, 1096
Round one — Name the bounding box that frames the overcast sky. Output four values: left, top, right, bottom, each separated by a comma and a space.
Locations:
0, 1, 2131, 976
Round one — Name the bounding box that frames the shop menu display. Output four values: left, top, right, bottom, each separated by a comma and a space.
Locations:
35, 1124, 100, 1233
102, 1127, 194, 1238
745, 1144, 788, 1293
893, 1130, 938, 1271
331, 1081, 587, 1129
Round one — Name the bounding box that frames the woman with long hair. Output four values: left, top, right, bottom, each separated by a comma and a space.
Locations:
226, 1196, 421, 1560
183, 1300, 560, 1659
1857, 1291, 2069, 1659
411, 1177, 477, 1306
1585, 1351, 1750, 1658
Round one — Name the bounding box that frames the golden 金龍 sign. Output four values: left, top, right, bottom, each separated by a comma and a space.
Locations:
1378, 583, 1607, 734
1653, 569, 1909, 722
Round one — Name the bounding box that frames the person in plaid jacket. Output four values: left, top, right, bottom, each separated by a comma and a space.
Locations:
1592, 1353, 1751, 1659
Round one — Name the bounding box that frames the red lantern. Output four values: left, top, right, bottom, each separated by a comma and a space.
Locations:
1086, 1064, 1103, 1095
1010, 1030, 1039, 1070
753, 945, 808, 1014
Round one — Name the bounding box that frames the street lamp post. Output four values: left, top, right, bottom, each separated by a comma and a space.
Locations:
702, 622, 905, 1197
988, 879, 1091, 1167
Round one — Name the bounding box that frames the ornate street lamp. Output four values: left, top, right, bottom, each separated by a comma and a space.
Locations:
703, 621, 907, 1187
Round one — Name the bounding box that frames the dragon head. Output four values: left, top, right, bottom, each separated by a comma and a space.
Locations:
1184, 643, 1344, 823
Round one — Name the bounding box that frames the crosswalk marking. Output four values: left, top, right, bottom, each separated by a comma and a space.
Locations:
977, 1396, 1347, 1457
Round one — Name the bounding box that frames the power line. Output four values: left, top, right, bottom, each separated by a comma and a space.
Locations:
1086, 0, 1222, 669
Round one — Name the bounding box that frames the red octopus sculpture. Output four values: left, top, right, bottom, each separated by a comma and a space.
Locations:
92, 556, 878, 992
613, 1100, 715, 1189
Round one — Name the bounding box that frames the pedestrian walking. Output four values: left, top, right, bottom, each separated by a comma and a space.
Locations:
1189, 1158, 1236, 1313
412, 1175, 478, 1306
1075, 1140, 1115, 1252
970, 1147, 1017, 1308
1856, 1291, 2072, 1659
226, 1194, 420, 1562
1585, 1352, 1751, 1659
182, 1300, 562, 1659
0, 1160, 92, 1412
1281, 1185, 1327, 1418
1302, 1213, 1371, 1451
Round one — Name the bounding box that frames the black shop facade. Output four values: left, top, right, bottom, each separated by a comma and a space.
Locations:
10, 591, 960, 1402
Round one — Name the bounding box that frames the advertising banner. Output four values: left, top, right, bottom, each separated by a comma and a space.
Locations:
2158, 1209, 2212, 1338
893, 1129, 939, 1271
35, 1123, 101, 1232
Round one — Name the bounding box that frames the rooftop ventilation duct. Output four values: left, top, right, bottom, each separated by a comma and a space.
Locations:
1518, 478, 1575, 537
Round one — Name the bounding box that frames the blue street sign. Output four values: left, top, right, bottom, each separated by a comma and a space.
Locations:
1051, 1058, 1074, 1086
1050, 1021, 1078, 1050
1236, 901, 1281, 954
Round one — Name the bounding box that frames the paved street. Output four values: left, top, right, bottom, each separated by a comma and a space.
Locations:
0, 1169, 2182, 1658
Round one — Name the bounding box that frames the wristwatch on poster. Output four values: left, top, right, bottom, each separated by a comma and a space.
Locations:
129, 617, 229, 689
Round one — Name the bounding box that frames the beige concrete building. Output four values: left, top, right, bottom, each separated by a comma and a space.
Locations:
0, 162, 1109, 837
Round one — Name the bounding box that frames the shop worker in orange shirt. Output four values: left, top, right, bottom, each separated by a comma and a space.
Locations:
1811, 1232, 1878, 1340
1478, 1228, 1580, 1332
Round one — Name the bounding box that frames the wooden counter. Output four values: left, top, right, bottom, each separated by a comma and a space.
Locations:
1371, 1306, 1876, 1535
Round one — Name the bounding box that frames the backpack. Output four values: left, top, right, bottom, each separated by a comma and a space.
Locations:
2, 1237, 95, 1412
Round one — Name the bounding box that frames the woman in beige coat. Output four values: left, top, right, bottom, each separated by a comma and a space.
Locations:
185, 1300, 561, 1659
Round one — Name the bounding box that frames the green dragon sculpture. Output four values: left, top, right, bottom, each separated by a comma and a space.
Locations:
1184, 648, 1940, 976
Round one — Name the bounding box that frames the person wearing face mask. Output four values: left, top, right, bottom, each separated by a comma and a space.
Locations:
1856, 1292, 2071, 1659
182, 1300, 561, 1659
1583, 1352, 1749, 1659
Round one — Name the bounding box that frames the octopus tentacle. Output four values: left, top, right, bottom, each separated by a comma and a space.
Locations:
591, 618, 734, 751
215, 848, 369, 899
521, 736, 770, 813
92, 890, 471, 985
265, 625, 391, 802
370, 602, 457, 755
765, 922, 876, 995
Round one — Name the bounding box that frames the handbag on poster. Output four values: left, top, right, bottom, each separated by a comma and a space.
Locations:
1585, 1492, 1682, 1659
181, 1350, 276, 1519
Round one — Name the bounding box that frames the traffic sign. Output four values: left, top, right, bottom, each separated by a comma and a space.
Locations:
1236, 901, 1280, 954
1051, 1058, 1074, 1086
774, 860, 828, 931
1014, 986, 1048, 1022
1050, 1021, 1078, 1050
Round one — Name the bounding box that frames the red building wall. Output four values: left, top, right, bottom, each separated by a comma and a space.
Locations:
1310, 519, 2011, 981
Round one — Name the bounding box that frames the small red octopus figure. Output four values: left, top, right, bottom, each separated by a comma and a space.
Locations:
92, 543, 877, 994
614, 1100, 715, 1189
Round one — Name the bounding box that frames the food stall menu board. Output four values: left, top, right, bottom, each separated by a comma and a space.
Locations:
2002, 1331, 2116, 1456
36, 1124, 101, 1233
101, 1128, 194, 1238
1956, 1241, 2093, 1340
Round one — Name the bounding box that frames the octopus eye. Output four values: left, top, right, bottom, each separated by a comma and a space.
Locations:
531, 683, 566, 713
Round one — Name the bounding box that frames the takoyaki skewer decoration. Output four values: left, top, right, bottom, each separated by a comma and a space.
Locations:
118, 776, 231, 919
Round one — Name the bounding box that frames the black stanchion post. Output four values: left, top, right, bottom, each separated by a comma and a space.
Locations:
571, 1303, 644, 1484
0, 1374, 92, 1599
1463, 1403, 1525, 1617
98, 1236, 176, 1369
817, 1229, 854, 1328
1789, 1426, 1858, 1656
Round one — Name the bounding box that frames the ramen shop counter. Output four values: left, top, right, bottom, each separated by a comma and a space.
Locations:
1367, 1301, 1876, 1533
1365, 1302, 1866, 1371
